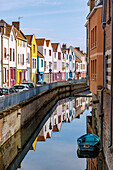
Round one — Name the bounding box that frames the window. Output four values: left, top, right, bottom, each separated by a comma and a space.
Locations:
34, 59, 36, 68
76, 63, 78, 69
11, 35, 13, 41
73, 56, 75, 60
63, 53, 65, 59
20, 40, 22, 47
44, 49, 46, 55
32, 59, 36, 68
91, 59, 97, 80
67, 55, 68, 60
22, 54, 24, 65
20, 54, 24, 65
13, 49, 15, 61
49, 62, 51, 68
66, 63, 68, 69
33, 45, 35, 53
58, 115, 61, 123
54, 62, 57, 70
44, 61, 46, 71
62, 62, 65, 71
10, 48, 12, 61
28, 53, 30, 64
54, 53, 56, 58
23, 41, 25, 47
32, 59, 34, 69
49, 50, 51, 56
4, 48, 6, 58
91, 26, 97, 49
83, 64, 85, 69
58, 52, 61, 60
18, 40, 19, 46
41, 59, 43, 67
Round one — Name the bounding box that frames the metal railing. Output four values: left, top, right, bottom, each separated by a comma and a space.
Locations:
0, 79, 86, 111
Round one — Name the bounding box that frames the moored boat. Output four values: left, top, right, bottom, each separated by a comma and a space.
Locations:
77, 134, 100, 151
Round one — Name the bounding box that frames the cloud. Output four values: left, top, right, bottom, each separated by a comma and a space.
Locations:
22, 27, 47, 35
0, 0, 62, 11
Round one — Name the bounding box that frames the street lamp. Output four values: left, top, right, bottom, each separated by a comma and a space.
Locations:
7, 54, 10, 87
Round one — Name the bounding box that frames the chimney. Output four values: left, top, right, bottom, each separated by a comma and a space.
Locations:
62, 44, 67, 49
90, 0, 95, 12
12, 21, 20, 31
75, 47, 80, 51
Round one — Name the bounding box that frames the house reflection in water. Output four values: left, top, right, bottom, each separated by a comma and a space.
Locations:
31, 97, 91, 149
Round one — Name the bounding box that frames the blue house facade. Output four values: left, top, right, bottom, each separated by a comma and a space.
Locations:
37, 51, 44, 82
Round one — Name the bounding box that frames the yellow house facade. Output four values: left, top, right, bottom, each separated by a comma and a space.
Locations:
26, 34, 37, 84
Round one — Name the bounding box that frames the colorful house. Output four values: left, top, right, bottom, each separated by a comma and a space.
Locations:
0, 19, 17, 87
27, 44, 31, 82
12, 21, 28, 85
62, 48, 70, 80
37, 51, 44, 81
25, 34, 37, 84
86, 1, 103, 94
36, 38, 53, 83
52, 43, 66, 82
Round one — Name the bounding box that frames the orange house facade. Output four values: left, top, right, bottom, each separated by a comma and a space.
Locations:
88, 4, 103, 94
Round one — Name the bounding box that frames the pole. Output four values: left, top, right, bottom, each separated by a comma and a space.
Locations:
109, 0, 113, 148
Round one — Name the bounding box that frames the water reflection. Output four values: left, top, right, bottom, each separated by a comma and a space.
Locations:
0, 96, 108, 170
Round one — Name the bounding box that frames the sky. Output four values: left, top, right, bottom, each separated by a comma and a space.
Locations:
0, 0, 89, 52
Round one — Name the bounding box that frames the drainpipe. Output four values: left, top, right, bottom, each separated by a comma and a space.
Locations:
100, 26, 105, 150
109, 0, 113, 148
89, 18, 90, 88
1, 34, 3, 87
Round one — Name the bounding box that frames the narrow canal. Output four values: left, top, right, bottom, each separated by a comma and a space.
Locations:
0, 95, 109, 170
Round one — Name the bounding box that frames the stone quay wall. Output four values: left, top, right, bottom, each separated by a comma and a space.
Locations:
0, 82, 88, 146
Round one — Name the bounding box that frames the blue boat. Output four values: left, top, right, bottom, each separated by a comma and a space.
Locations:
77, 134, 100, 151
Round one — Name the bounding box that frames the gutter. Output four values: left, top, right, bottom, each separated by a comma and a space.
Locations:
100, 26, 105, 150
89, 18, 90, 88
109, 0, 113, 148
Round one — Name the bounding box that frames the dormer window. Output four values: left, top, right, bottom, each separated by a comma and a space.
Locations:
33, 45, 35, 53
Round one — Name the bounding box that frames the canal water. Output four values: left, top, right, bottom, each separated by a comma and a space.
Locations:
18, 97, 92, 170
0, 96, 109, 170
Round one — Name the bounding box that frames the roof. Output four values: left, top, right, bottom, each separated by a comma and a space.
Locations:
62, 48, 69, 54
37, 51, 44, 58
25, 35, 33, 45
36, 38, 46, 46
51, 43, 59, 52
70, 46, 82, 63
13, 26, 25, 40
0, 19, 12, 36
0, 19, 27, 40
46, 40, 50, 47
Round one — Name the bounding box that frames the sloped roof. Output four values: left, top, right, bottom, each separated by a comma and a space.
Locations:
37, 51, 44, 58
25, 35, 33, 45
0, 19, 12, 36
62, 48, 69, 54
46, 40, 50, 47
36, 38, 46, 46
0, 19, 26, 40
13, 26, 25, 40
51, 43, 59, 52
